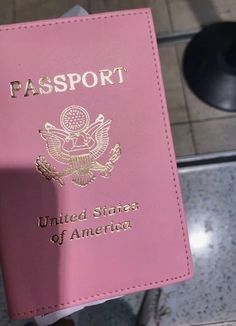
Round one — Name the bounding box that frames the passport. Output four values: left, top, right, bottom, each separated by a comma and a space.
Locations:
0, 8, 193, 320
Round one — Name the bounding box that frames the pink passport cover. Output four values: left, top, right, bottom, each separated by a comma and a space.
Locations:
0, 8, 193, 320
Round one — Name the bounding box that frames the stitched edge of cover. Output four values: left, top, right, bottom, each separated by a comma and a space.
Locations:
1, 9, 192, 318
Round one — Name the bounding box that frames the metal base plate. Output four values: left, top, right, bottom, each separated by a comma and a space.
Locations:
183, 22, 236, 112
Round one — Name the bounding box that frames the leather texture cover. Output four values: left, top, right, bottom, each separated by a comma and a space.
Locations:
0, 8, 193, 320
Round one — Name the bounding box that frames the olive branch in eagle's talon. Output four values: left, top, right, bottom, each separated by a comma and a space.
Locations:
100, 144, 121, 178
35, 156, 65, 186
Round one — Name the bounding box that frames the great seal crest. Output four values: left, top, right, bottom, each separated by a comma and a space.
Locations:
36, 105, 121, 187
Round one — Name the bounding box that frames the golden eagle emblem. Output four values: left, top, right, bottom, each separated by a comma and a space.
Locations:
36, 105, 121, 187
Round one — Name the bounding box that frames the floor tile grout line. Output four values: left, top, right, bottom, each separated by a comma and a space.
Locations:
158, 30, 200, 45
174, 44, 198, 155
171, 114, 236, 126
87, 0, 92, 14
183, 319, 236, 326
12, 0, 16, 23
170, 120, 189, 126
166, 0, 175, 33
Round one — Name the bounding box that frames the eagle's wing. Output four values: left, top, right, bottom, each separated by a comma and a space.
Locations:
39, 129, 71, 164
89, 120, 111, 159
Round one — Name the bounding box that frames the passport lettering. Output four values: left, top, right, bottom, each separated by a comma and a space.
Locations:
37, 202, 139, 246
9, 66, 127, 98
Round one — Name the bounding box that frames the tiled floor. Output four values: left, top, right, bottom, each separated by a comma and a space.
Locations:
168, 0, 236, 34
3, 0, 236, 37
159, 42, 236, 157
1, 0, 236, 157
